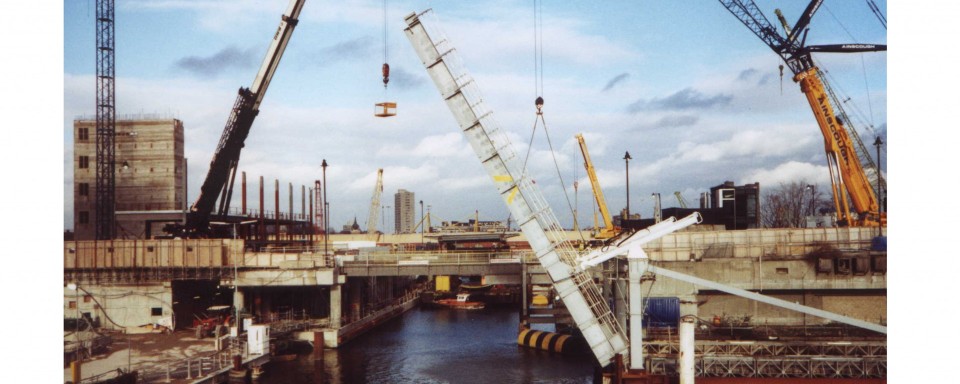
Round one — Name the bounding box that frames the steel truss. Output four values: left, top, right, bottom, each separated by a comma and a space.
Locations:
95, 0, 117, 240
645, 341, 886, 379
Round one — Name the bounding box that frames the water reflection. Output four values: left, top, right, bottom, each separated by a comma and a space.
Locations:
256, 307, 594, 383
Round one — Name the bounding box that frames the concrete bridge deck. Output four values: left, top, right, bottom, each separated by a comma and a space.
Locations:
64, 227, 879, 271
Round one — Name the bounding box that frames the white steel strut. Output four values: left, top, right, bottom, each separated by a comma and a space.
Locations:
403, 9, 629, 365
579, 211, 887, 373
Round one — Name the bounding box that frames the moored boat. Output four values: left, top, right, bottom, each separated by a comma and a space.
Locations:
435, 293, 485, 310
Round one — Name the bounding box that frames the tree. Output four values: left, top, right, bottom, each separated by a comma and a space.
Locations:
760, 180, 826, 228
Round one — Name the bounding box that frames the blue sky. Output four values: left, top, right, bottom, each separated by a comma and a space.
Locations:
61, 0, 888, 232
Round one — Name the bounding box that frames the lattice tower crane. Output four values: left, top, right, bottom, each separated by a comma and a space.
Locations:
94, 0, 116, 240
674, 191, 689, 209
366, 169, 384, 234
718, 0, 886, 227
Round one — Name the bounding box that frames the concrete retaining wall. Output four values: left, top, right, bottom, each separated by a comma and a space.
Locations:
64, 283, 172, 332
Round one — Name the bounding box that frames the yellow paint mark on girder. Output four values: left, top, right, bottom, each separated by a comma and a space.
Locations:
507, 187, 518, 205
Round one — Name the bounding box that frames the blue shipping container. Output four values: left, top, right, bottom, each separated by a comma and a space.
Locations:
643, 297, 680, 328
871, 236, 887, 251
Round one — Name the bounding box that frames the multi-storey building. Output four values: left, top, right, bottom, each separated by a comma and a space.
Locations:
394, 189, 415, 234
73, 116, 186, 239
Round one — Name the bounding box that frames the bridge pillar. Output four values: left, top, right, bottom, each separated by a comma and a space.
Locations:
520, 262, 528, 329
349, 280, 362, 322
613, 278, 628, 331
679, 296, 698, 384
233, 288, 245, 318
330, 284, 342, 328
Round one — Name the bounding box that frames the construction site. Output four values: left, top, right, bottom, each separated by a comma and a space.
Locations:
55, 1, 892, 383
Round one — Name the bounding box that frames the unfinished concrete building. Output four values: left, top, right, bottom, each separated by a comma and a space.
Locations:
73, 116, 187, 240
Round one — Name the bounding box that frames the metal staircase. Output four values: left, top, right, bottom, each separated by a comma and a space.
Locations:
403, 9, 629, 365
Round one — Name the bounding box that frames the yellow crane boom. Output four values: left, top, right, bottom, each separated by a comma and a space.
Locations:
576, 134, 619, 239
719, 0, 886, 227
796, 69, 884, 226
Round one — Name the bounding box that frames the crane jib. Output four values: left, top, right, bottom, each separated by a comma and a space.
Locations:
816, 92, 851, 167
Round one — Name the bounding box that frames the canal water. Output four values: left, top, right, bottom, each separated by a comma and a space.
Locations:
257, 306, 596, 383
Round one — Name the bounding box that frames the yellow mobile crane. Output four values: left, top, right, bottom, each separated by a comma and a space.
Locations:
719, 0, 886, 227
576, 134, 620, 239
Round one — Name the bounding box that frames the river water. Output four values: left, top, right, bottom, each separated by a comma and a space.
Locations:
257, 306, 596, 383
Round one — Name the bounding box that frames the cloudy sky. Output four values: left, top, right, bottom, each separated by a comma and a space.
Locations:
60, 0, 888, 232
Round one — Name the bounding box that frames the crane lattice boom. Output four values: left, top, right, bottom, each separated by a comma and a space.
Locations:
367, 169, 384, 234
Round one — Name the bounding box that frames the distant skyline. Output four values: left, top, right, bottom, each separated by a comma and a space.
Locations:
62, 0, 887, 232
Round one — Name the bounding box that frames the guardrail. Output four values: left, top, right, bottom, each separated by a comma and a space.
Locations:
137, 339, 259, 383
342, 250, 537, 266
64, 227, 879, 272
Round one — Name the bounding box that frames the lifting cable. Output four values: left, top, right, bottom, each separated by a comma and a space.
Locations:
816, 61, 885, 157
382, 0, 389, 89
375, 0, 396, 117
517, 0, 585, 243
534, 0, 544, 100
822, 4, 877, 132
866, 0, 887, 30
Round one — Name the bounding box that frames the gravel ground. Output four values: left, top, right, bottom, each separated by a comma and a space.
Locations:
64, 329, 219, 383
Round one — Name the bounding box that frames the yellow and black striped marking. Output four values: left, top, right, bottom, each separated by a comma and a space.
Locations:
517, 329, 570, 354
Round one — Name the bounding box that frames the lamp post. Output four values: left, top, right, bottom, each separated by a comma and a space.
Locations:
68, 283, 81, 382
804, 185, 815, 228
419, 200, 424, 244
321, 159, 328, 255
873, 136, 884, 236
211, 219, 257, 334
623, 151, 632, 219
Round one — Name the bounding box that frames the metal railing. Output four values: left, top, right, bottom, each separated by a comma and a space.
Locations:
340, 289, 422, 332
344, 250, 536, 266
136, 338, 256, 383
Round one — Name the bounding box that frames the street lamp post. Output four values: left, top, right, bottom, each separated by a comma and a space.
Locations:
419, 200, 424, 244
68, 283, 81, 381
874, 136, 884, 236
321, 159, 328, 255
210, 220, 256, 334
623, 151, 632, 219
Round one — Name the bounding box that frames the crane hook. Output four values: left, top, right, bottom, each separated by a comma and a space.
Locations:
382, 63, 390, 88
535, 96, 544, 114
778, 64, 784, 95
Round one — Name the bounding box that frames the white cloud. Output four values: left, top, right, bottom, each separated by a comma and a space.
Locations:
742, 161, 830, 188
125, 0, 274, 33
378, 132, 470, 159
62, 1, 885, 231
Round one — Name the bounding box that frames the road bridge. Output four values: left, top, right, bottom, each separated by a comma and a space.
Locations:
62, 227, 885, 345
